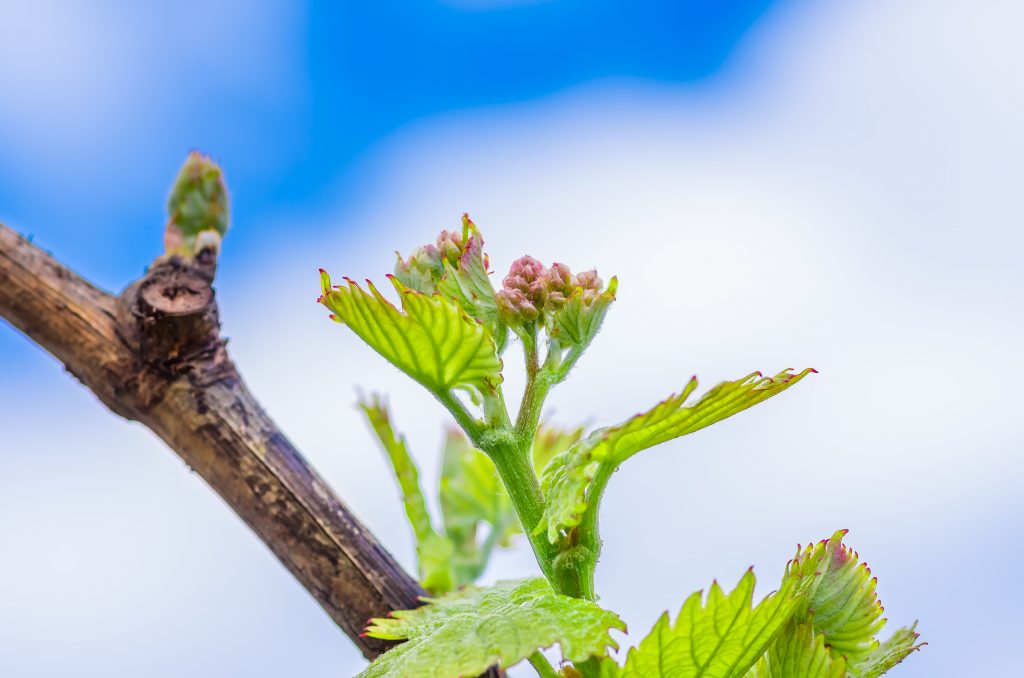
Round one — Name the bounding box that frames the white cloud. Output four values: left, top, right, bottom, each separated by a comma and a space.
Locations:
0, 1, 304, 187
2, 0, 1022, 676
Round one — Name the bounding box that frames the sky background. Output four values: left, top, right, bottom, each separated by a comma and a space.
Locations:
1, 1, 1021, 676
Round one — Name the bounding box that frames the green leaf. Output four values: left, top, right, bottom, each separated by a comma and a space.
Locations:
319, 271, 503, 397
438, 430, 521, 584
360, 578, 625, 678
751, 620, 847, 678
537, 369, 814, 542
850, 624, 924, 678
359, 396, 454, 594
754, 532, 924, 677
436, 217, 508, 352
784, 530, 886, 663
549, 276, 618, 352
620, 570, 798, 678
532, 423, 585, 474
392, 245, 443, 294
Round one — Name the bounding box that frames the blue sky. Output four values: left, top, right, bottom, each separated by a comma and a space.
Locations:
2, 1, 1023, 677
0, 0, 772, 288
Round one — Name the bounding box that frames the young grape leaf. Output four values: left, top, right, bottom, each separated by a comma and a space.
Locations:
436, 217, 508, 352
783, 531, 925, 674
359, 396, 454, 594
619, 570, 798, 678
319, 271, 503, 397
537, 369, 814, 542
532, 423, 585, 474
360, 578, 625, 678
784, 530, 886, 663
548, 276, 618, 352
849, 624, 923, 678
439, 430, 521, 584
748, 620, 847, 678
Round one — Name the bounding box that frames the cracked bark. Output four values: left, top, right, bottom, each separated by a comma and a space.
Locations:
0, 222, 430, 662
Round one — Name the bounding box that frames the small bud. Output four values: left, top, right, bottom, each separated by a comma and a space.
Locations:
164, 151, 229, 258
547, 262, 576, 291
167, 151, 229, 238
504, 256, 546, 291
498, 255, 551, 326
435, 229, 464, 265
542, 262, 578, 310
497, 288, 539, 322
576, 269, 602, 291
394, 244, 444, 294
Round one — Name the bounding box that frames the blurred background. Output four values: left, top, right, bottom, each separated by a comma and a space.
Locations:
1, 1, 1021, 676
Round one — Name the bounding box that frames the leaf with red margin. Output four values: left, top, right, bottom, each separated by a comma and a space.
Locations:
537, 369, 815, 542
319, 270, 502, 397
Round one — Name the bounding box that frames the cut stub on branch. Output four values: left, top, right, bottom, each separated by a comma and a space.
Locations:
132, 256, 219, 368
0, 221, 426, 660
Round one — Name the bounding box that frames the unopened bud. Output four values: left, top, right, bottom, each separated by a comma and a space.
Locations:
547, 262, 576, 291
435, 229, 464, 265
504, 256, 546, 291
394, 244, 444, 294
576, 269, 602, 291
167, 151, 229, 238
542, 262, 578, 310
496, 288, 539, 322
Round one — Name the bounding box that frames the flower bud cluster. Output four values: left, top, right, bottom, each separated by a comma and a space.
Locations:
395, 229, 468, 293
496, 256, 604, 327
435, 229, 465, 266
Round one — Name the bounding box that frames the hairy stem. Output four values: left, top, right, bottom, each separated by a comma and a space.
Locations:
486, 437, 558, 581
515, 371, 553, 440
570, 462, 615, 599
436, 390, 485, 440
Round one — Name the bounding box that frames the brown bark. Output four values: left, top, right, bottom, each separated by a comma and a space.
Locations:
0, 223, 424, 659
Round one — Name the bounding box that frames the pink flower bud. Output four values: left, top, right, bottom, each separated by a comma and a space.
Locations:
504, 255, 546, 289
547, 262, 576, 292
496, 288, 539, 322
541, 262, 578, 310
435, 229, 465, 265
394, 244, 444, 293
576, 269, 602, 291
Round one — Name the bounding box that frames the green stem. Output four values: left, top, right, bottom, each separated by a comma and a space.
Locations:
436, 390, 485, 440
553, 345, 585, 384
483, 385, 513, 430
486, 437, 559, 581
528, 651, 560, 678
515, 324, 550, 438
515, 371, 553, 439
570, 462, 615, 598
